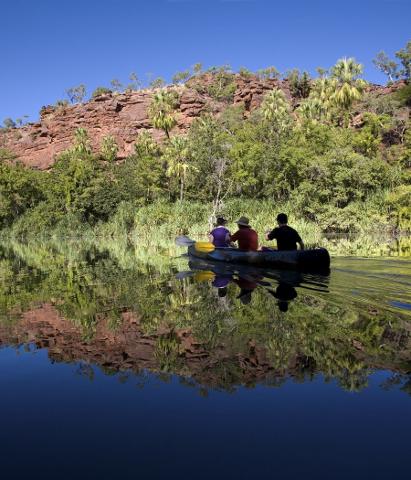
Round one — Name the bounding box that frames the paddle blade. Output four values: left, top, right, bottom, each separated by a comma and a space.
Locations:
195, 241, 215, 253
175, 235, 195, 247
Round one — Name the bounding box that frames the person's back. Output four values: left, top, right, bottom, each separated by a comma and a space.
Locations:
209, 217, 230, 247
266, 213, 304, 251
230, 217, 258, 251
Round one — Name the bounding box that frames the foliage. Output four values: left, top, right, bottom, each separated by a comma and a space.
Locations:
128, 72, 141, 90
172, 70, 191, 85
286, 69, 311, 98
92, 87, 112, 98
395, 40, 411, 81
66, 84, 87, 103
2, 52, 411, 237
373, 51, 399, 83
148, 90, 179, 138
3, 118, 16, 129
164, 135, 192, 201
149, 77, 166, 89
192, 63, 203, 75
0, 161, 44, 228
257, 66, 280, 80
394, 83, 411, 107
238, 67, 253, 78
100, 135, 119, 163
260, 88, 292, 133
330, 58, 367, 126
200, 66, 237, 102
110, 78, 123, 92
54, 99, 69, 108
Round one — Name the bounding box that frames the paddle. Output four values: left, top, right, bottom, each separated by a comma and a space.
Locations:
175, 236, 216, 253
175, 235, 195, 247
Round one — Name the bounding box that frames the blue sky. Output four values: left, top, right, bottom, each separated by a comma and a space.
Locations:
1, 0, 410, 122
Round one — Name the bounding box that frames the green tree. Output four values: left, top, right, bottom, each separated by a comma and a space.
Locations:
48, 128, 96, 215
260, 88, 292, 133
0, 161, 44, 227
100, 135, 119, 163
187, 115, 232, 208
238, 66, 253, 78
134, 130, 160, 157
296, 97, 324, 123
3, 118, 15, 129
192, 63, 203, 75
373, 51, 399, 83
66, 84, 87, 103
163, 135, 192, 201
55, 99, 69, 108
330, 58, 367, 126
127, 72, 141, 91
257, 66, 280, 80
205, 65, 236, 101
395, 40, 411, 81
172, 70, 191, 85
148, 90, 179, 138
286, 69, 311, 98
149, 77, 166, 89
110, 79, 123, 92
92, 87, 112, 98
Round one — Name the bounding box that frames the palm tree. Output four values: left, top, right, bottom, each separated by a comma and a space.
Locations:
260, 88, 291, 132
330, 58, 367, 126
148, 90, 179, 138
296, 97, 323, 123
163, 136, 192, 201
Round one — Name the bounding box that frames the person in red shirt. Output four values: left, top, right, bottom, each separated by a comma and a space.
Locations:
230, 216, 258, 251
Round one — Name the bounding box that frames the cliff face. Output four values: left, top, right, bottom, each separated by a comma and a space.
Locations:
0, 75, 284, 170
0, 75, 404, 170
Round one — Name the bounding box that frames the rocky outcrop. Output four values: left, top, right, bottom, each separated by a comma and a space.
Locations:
0, 76, 407, 170
0, 74, 297, 170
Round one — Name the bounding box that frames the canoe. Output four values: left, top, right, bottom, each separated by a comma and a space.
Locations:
187, 244, 330, 272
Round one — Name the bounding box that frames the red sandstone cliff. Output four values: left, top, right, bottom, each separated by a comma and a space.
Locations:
0, 75, 405, 170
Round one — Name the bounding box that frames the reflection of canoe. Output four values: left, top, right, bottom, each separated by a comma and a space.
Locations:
187, 244, 330, 272
187, 257, 330, 293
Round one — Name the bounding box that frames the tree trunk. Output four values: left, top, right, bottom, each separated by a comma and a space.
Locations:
180, 177, 184, 202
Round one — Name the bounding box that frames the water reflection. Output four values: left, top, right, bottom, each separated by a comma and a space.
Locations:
185, 257, 329, 312
0, 239, 410, 395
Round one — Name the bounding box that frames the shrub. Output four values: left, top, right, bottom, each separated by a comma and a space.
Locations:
92, 87, 112, 98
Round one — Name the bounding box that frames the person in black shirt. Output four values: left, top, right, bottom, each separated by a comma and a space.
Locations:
265, 213, 305, 251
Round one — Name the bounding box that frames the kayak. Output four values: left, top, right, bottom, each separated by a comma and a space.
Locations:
187, 244, 330, 272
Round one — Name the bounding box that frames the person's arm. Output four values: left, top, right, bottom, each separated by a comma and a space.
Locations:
296, 232, 304, 250
230, 231, 239, 245
265, 229, 275, 241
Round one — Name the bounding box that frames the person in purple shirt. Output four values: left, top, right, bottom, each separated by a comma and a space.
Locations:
209, 217, 231, 248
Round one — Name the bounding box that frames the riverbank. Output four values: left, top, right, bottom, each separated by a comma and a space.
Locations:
4, 196, 408, 244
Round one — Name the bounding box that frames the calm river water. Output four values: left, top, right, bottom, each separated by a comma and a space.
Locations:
0, 238, 410, 479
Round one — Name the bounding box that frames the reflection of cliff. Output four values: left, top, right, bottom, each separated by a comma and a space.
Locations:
0, 304, 410, 392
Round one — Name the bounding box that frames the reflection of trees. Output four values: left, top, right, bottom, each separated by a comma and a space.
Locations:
0, 239, 410, 394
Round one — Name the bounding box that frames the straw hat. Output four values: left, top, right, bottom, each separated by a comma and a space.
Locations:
236, 216, 250, 227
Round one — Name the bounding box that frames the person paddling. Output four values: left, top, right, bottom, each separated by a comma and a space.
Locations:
265, 213, 304, 251
209, 217, 231, 248
230, 216, 258, 251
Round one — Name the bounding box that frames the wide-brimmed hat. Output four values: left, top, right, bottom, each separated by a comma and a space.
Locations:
236, 216, 250, 227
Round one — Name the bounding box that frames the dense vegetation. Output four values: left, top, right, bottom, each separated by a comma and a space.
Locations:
1, 46, 411, 239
